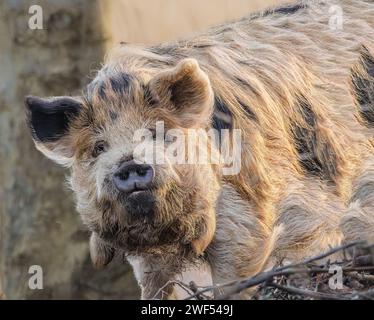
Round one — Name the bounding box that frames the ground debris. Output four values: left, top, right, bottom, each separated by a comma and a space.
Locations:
180, 241, 374, 300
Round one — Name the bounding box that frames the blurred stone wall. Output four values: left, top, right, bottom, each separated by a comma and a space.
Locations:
0, 0, 281, 299
104, 0, 285, 44
0, 0, 139, 299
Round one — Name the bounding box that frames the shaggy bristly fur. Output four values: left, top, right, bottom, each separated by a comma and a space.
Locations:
26, 0, 374, 299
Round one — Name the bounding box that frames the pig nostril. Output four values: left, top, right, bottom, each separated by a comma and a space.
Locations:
136, 168, 147, 176
118, 171, 129, 180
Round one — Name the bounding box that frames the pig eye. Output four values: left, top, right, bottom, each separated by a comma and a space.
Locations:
92, 141, 108, 158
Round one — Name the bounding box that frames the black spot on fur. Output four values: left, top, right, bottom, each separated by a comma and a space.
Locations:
192, 42, 216, 49
299, 99, 316, 127
109, 110, 118, 121
86, 73, 132, 101
109, 73, 132, 95
352, 48, 374, 125
143, 84, 158, 106
212, 96, 233, 131
25, 96, 81, 142
249, 2, 306, 21
293, 98, 339, 180
273, 3, 305, 15
292, 98, 324, 176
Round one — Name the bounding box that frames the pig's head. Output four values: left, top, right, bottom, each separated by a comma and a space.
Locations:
26, 59, 221, 264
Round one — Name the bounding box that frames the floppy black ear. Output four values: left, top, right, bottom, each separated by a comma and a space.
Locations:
25, 95, 82, 166
26, 95, 81, 142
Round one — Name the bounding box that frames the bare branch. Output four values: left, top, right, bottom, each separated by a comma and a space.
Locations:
269, 283, 348, 300
181, 241, 374, 300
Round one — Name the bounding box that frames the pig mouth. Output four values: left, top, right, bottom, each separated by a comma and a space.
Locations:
97, 187, 201, 255
119, 189, 156, 218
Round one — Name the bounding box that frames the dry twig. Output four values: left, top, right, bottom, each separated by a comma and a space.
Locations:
180, 241, 374, 300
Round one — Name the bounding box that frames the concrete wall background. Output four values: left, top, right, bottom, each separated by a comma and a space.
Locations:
0, 0, 282, 299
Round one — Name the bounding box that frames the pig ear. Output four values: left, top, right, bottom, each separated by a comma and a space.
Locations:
25, 95, 82, 166
149, 58, 214, 127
